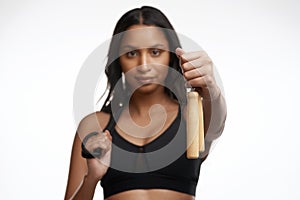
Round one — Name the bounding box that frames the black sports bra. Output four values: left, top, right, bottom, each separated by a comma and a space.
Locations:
100, 107, 203, 199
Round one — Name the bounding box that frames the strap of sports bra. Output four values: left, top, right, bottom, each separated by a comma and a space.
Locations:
104, 107, 123, 133
81, 107, 123, 159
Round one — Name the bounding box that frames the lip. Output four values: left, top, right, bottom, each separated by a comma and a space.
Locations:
135, 76, 155, 84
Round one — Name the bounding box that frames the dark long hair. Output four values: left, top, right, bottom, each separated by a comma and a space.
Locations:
100, 6, 186, 113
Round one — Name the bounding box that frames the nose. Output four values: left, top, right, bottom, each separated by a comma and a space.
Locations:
137, 51, 151, 72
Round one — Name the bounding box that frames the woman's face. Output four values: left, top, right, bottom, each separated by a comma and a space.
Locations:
119, 25, 170, 94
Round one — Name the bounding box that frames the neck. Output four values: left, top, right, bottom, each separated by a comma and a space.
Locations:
128, 86, 172, 116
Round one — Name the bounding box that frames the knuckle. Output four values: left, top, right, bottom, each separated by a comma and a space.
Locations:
200, 50, 208, 56
206, 76, 213, 85
182, 63, 189, 70
190, 60, 197, 68
184, 71, 189, 78
197, 69, 202, 76
207, 59, 212, 65
203, 55, 211, 63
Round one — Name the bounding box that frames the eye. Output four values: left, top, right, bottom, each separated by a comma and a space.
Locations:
126, 50, 138, 58
151, 48, 161, 56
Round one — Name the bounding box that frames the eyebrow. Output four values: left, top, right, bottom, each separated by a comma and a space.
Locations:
120, 44, 167, 50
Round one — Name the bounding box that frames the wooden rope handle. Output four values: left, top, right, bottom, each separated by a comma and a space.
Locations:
186, 92, 200, 159
186, 92, 205, 159
198, 95, 205, 153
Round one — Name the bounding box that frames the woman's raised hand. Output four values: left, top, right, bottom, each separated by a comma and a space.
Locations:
175, 47, 221, 100
83, 130, 112, 181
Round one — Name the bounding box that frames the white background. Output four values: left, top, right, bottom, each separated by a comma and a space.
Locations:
1, 0, 300, 199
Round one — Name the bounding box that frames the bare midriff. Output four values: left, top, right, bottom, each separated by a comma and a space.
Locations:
105, 189, 195, 200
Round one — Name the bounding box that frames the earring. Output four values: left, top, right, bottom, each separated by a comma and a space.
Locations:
121, 72, 126, 90
105, 91, 114, 106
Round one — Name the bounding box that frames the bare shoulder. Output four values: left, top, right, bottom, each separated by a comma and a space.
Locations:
76, 111, 110, 140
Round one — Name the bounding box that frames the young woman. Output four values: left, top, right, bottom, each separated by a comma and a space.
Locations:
65, 6, 227, 200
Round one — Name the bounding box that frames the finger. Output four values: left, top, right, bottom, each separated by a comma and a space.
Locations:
182, 50, 207, 62
182, 56, 212, 72
99, 147, 111, 166
87, 141, 102, 152
87, 137, 108, 150
184, 64, 212, 80
176, 48, 198, 65
104, 130, 112, 141
188, 75, 215, 88
188, 77, 206, 88
175, 47, 188, 68
184, 68, 206, 81
180, 51, 208, 63
175, 47, 185, 57
98, 136, 112, 159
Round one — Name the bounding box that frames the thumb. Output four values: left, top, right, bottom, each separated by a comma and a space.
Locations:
175, 47, 185, 57
104, 130, 112, 141
175, 47, 188, 64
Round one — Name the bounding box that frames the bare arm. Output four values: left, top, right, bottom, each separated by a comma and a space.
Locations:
200, 89, 227, 159
64, 133, 89, 199
202, 89, 227, 141
64, 112, 111, 200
